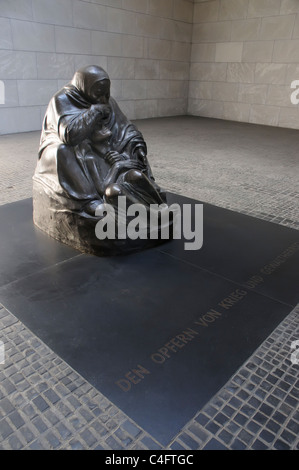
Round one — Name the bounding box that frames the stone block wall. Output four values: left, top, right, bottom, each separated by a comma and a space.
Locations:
0, 0, 193, 134
1, 0, 299, 134
189, 0, 299, 129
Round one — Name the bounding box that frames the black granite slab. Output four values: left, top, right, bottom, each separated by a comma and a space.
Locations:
164, 193, 299, 307
0, 199, 78, 288
0, 196, 297, 445
0, 195, 299, 446
0, 246, 292, 445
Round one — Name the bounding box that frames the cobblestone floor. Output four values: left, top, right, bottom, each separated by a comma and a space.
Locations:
0, 116, 298, 450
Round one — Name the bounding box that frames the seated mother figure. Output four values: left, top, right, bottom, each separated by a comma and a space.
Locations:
34, 65, 166, 217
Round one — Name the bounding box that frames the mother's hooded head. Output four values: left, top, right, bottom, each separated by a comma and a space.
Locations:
71, 65, 111, 105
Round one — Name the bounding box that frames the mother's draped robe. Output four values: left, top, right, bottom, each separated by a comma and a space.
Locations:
34, 66, 157, 211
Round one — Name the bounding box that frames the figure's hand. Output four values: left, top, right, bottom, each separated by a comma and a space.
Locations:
135, 147, 147, 160
136, 147, 146, 159
105, 150, 124, 165
92, 104, 111, 120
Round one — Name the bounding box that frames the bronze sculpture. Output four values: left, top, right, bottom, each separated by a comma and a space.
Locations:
33, 65, 171, 255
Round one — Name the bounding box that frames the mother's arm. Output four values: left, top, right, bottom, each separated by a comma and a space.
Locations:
85, 153, 145, 196
58, 104, 110, 146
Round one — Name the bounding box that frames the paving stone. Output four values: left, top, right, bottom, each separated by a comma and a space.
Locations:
32, 396, 49, 412
285, 395, 297, 408
0, 419, 13, 440
279, 381, 292, 392
194, 413, 209, 427
266, 394, 280, 407
178, 432, 199, 450
19, 425, 35, 444
114, 428, 133, 448
272, 368, 284, 378
240, 404, 255, 418
90, 420, 108, 437
78, 408, 95, 424
284, 374, 296, 386
105, 435, 124, 450
44, 431, 61, 449
19, 404, 36, 421
7, 434, 24, 450
234, 413, 249, 426
131, 442, 148, 450
43, 389, 60, 405
121, 420, 142, 439
80, 429, 97, 447
69, 439, 85, 450
214, 412, 230, 426
94, 444, 105, 450
0, 379, 16, 395
259, 429, 276, 445
35, 382, 48, 394
219, 405, 235, 420
256, 367, 267, 378
252, 439, 268, 450
8, 411, 25, 429
56, 422, 72, 440
278, 403, 293, 417
226, 421, 241, 435
231, 438, 247, 450
101, 417, 118, 432
228, 397, 243, 410
286, 419, 299, 435
140, 436, 162, 450
272, 388, 287, 400
206, 421, 221, 434
31, 416, 48, 434
272, 411, 288, 425
55, 402, 73, 418
244, 382, 256, 393
274, 439, 291, 450
169, 441, 186, 450
266, 419, 281, 434
237, 429, 254, 445
68, 415, 85, 431
280, 429, 297, 446
66, 395, 81, 409
203, 405, 218, 418
237, 389, 250, 400
42, 409, 60, 427
29, 440, 47, 450
0, 397, 15, 415
255, 388, 267, 400
188, 423, 210, 444
260, 403, 275, 417
259, 380, 273, 393
203, 438, 227, 450
218, 429, 233, 445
